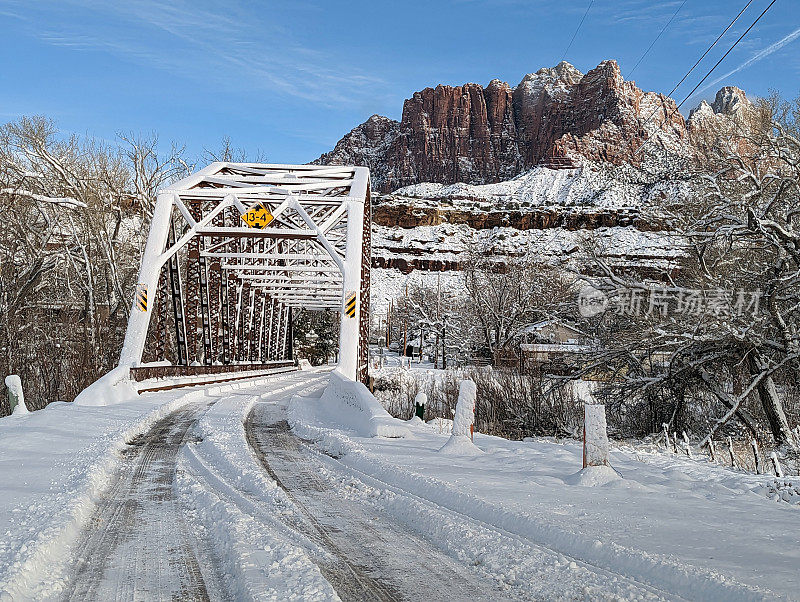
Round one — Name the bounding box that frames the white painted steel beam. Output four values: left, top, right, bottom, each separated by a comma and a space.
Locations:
118, 162, 369, 382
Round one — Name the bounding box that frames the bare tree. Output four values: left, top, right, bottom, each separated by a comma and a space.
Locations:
0, 116, 190, 412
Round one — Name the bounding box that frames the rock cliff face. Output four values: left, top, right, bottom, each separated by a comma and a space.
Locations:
316, 60, 709, 193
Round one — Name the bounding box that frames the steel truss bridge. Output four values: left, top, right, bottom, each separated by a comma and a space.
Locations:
118, 163, 371, 385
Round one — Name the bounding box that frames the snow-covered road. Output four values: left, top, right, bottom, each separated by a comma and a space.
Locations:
244, 401, 515, 601
62, 399, 222, 601
2, 369, 797, 601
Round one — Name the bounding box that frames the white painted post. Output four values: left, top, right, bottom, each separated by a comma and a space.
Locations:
119, 192, 175, 367
727, 436, 738, 468
583, 404, 610, 467
336, 197, 365, 382
5, 375, 27, 414
707, 435, 717, 463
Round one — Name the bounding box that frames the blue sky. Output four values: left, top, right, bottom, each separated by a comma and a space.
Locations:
1, 1, 798, 164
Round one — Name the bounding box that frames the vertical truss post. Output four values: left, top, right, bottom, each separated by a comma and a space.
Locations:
337, 189, 366, 381
279, 304, 289, 361
357, 188, 372, 384
246, 286, 256, 361
270, 299, 280, 360
167, 219, 189, 366
261, 295, 272, 362
119, 192, 175, 367
209, 211, 224, 365
220, 266, 231, 365
234, 281, 245, 362
254, 292, 265, 363
186, 203, 202, 363
198, 252, 212, 365
286, 307, 294, 361
153, 270, 168, 362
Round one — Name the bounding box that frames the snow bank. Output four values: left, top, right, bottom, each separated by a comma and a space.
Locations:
565, 465, 621, 487
73, 365, 139, 406
0, 386, 207, 599
291, 371, 409, 439
0, 371, 304, 599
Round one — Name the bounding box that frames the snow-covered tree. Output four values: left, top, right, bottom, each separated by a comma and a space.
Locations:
580, 95, 800, 454
0, 116, 190, 412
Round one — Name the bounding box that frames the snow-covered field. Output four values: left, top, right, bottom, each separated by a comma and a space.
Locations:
2, 368, 798, 600
291, 388, 800, 601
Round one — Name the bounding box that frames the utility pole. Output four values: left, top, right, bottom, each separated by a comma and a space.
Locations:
436, 274, 441, 369
403, 282, 408, 359
386, 300, 392, 349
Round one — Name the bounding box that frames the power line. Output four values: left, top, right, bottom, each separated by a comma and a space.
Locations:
629, 0, 688, 77
634, 0, 776, 156
674, 0, 777, 111
663, 0, 755, 102
630, 0, 754, 146
561, 0, 594, 63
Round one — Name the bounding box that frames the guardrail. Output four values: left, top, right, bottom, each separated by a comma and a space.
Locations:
131, 361, 297, 393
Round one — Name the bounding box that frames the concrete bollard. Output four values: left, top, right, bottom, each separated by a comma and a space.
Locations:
5, 375, 28, 415
451, 380, 476, 437
583, 404, 610, 468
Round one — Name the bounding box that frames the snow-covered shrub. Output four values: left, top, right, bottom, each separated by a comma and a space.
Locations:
373, 366, 583, 440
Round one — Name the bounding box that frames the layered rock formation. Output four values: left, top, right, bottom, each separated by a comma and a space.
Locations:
316, 60, 712, 193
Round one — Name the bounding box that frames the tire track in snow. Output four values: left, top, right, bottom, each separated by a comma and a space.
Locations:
245, 402, 524, 601
61, 400, 224, 601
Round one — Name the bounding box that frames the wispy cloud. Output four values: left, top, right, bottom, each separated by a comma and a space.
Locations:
1, 0, 386, 107
688, 25, 800, 100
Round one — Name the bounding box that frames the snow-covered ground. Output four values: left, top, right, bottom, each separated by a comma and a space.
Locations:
2, 367, 798, 600
0, 371, 333, 600
291, 389, 800, 601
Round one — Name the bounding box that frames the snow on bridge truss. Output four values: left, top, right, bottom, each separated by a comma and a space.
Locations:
119, 163, 372, 383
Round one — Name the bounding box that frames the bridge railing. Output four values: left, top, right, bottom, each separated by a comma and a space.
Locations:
131, 360, 296, 393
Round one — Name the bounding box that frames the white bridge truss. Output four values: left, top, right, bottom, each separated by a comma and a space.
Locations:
119, 163, 371, 382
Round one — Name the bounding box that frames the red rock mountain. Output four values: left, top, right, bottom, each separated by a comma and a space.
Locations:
315, 60, 742, 193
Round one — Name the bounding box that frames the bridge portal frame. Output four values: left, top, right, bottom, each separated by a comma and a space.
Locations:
119, 163, 371, 383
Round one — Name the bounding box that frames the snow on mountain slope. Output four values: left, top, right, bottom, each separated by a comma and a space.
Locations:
390, 163, 687, 209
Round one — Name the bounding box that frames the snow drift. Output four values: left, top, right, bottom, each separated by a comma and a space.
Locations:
289, 371, 409, 439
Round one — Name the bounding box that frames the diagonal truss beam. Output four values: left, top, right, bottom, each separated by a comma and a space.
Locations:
119, 162, 370, 382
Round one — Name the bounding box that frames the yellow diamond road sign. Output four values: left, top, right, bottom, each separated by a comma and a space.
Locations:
240, 203, 274, 229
